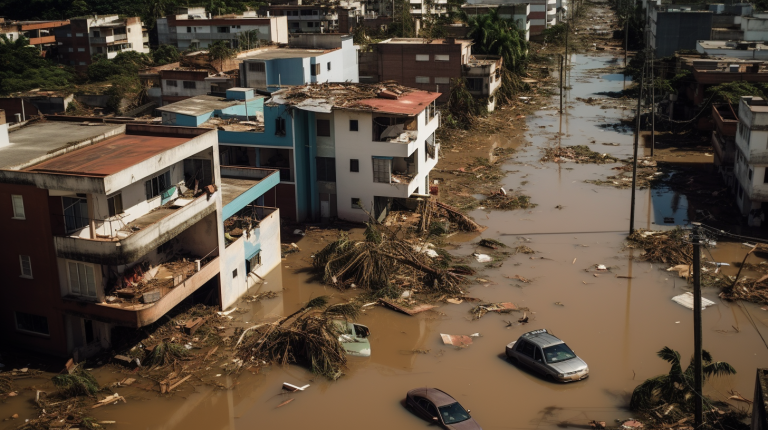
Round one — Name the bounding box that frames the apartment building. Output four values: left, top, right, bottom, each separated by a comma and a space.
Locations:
54, 15, 148, 71
733, 96, 768, 226
712, 103, 738, 187
156, 7, 288, 49
461, 3, 531, 40
0, 117, 280, 358
0, 18, 69, 53
465, 0, 553, 35
649, 7, 712, 57
151, 68, 238, 106
239, 34, 358, 90
159, 83, 440, 223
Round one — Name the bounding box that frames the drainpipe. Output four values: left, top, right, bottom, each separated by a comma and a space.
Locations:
308, 112, 319, 221
21, 99, 26, 122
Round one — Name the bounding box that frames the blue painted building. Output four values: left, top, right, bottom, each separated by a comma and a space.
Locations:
157, 88, 265, 127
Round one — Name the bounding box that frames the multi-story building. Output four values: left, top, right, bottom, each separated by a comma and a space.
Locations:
461, 3, 531, 40
54, 15, 149, 71
0, 18, 69, 54
465, 0, 552, 35
712, 103, 738, 187
159, 83, 440, 223
407, 0, 449, 17
649, 6, 712, 57
733, 96, 768, 226
264, 0, 364, 33
239, 34, 359, 91
0, 116, 280, 358
149, 68, 238, 106
156, 7, 288, 50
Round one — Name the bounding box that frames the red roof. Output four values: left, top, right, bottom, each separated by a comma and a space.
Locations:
357, 91, 441, 116
26, 134, 192, 177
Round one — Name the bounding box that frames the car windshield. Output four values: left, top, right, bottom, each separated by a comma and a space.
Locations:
544, 343, 577, 363
439, 402, 471, 424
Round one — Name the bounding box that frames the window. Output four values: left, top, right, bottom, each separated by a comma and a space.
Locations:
316, 157, 336, 182
232, 268, 238, 278
107, 194, 123, 217
426, 133, 436, 160
84, 319, 95, 344
415, 76, 430, 84
12, 195, 25, 219
749, 169, 754, 181
291, 22, 300, 28
66, 32, 72, 37
187, 26, 192, 33
739, 122, 751, 145
217, 26, 230, 33
183, 81, 196, 89
15, 312, 49, 336
434, 77, 450, 84
764, 168, 768, 183
166, 80, 177, 87
534, 346, 543, 361
316, 119, 331, 136
248, 62, 265, 72
78, 61, 86, 66
351, 197, 362, 208
327, 61, 331, 71
63, 196, 88, 233
247, 252, 262, 272
416, 54, 429, 61
307, 22, 315, 28
517, 340, 536, 358
19, 255, 32, 278
372, 157, 392, 183
435, 54, 449, 61
275, 117, 286, 136
466, 78, 483, 91
77, 47, 85, 52
311, 63, 321, 76
145, 171, 172, 200
68, 47, 73, 52
68, 261, 96, 297
96, 47, 103, 53
349, 119, 358, 131
93, 30, 100, 37
76, 32, 83, 37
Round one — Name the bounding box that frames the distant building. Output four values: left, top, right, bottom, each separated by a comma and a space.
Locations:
155, 69, 237, 106
0, 18, 69, 54
239, 34, 359, 91
266, 2, 363, 33
54, 15, 149, 72
733, 96, 768, 226
465, 0, 553, 35
697, 40, 768, 60
461, 3, 531, 40
711, 103, 738, 186
156, 7, 288, 50
650, 7, 712, 57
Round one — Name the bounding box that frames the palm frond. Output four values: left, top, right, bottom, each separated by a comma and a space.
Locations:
657, 346, 682, 375
323, 302, 362, 320
703, 361, 737, 378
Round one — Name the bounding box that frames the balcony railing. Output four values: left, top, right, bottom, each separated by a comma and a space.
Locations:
224, 205, 278, 247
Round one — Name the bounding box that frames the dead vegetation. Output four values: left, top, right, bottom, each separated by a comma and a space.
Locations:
625, 229, 692, 266
311, 223, 467, 297
470, 302, 523, 320
419, 200, 483, 233
483, 192, 536, 210
541, 145, 620, 164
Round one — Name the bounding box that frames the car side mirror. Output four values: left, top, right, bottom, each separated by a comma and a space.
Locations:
467, 409, 471, 414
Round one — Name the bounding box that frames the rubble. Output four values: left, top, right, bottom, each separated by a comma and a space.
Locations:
469, 302, 521, 319
625, 229, 692, 266
541, 145, 620, 164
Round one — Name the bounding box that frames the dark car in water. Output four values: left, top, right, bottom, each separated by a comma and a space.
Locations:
405, 387, 482, 429
505, 329, 589, 382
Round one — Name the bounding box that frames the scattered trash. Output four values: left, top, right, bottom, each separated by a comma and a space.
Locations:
518, 312, 529, 324
727, 390, 752, 404
590, 420, 607, 429
277, 398, 295, 408
293, 229, 305, 236
667, 264, 691, 278
505, 274, 531, 283
400, 290, 412, 299
621, 419, 643, 429
470, 302, 520, 319
446, 298, 464, 304
378, 298, 436, 316
479, 238, 506, 249
440, 334, 474, 346
671, 292, 716, 310
473, 253, 493, 263
282, 382, 310, 392
596, 265, 607, 271
217, 308, 238, 317
554, 302, 564, 306
92, 393, 127, 409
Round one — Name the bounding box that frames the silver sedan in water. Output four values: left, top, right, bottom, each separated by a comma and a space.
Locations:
505, 329, 589, 382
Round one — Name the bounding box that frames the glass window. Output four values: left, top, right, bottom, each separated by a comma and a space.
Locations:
11, 195, 25, 219
15, 312, 49, 335
183, 81, 196, 89
349, 119, 358, 131
534, 346, 543, 361
19, 255, 32, 278
544, 344, 577, 363
315, 157, 336, 182
63, 197, 88, 233
416, 54, 429, 61
316, 119, 331, 136
145, 171, 171, 200
466, 78, 482, 91
372, 158, 391, 183
351, 198, 362, 209
438, 403, 470, 424
68, 261, 96, 297
435, 54, 449, 61
107, 194, 123, 217
517, 340, 535, 358
415, 76, 430, 84
350, 159, 359, 172
434, 77, 450, 84
327, 61, 331, 71
166, 80, 178, 87
275, 118, 286, 135
248, 62, 265, 72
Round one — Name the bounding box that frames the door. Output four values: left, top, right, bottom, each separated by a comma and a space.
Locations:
416, 398, 438, 421
533, 346, 550, 375
517, 340, 537, 369
320, 200, 330, 219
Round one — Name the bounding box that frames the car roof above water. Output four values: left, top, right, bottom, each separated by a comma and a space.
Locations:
520, 329, 564, 348
408, 388, 457, 407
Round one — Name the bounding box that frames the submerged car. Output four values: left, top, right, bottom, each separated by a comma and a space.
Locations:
334, 320, 371, 357
405, 387, 482, 430
505, 329, 588, 382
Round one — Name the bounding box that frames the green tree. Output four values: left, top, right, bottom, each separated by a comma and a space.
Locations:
238, 29, 261, 51
208, 40, 235, 70
151, 45, 181, 65
465, 9, 528, 74
630, 346, 736, 413
0, 34, 75, 94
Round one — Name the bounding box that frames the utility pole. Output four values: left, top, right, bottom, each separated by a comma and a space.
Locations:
560, 54, 564, 113
624, 1, 629, 66
692, 223, 704, 430
629, 63, 644, 234
651, 51, 655, 157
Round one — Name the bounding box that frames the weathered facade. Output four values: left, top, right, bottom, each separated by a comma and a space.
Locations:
55, 15, 149, 72
734, 96, 768, 225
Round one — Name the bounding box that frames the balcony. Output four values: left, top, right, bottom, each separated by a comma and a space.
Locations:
224, 205, 278, 247
54, 191, 218, 266
220, 166, 280, 219
60, 255, 220, 328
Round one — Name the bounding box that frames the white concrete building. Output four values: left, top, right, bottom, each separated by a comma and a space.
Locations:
734, 96, 768, 225
157, 7, 288, 49
54, 15, 148, 70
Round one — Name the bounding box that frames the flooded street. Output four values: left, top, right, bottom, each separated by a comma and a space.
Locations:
3, 53, 767, 430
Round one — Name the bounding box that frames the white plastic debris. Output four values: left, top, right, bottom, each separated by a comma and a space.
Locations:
596, 264, 607, 271
401, 290, 412, 299
474, 253, 493, 263
293, 229, 305, 236
672, 292, 715, 310
217, 308, 238, 316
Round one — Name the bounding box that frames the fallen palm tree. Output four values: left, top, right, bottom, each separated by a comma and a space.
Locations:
234, 297, 361, 380
419, 200, 483, 233
312, 223, 466, 296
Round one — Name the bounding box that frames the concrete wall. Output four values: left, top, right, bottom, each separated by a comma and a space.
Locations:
653, 11, 713, 57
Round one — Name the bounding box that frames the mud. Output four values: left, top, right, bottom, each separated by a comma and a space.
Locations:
2, 8, 767, 430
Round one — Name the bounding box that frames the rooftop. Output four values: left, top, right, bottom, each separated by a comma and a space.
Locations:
239, 47, 335, 60
269, 82, 440, 116
157, 94, 262, 117
0, 121, 123, 170
467, 54, 502, 66
378, 37, 473, 45
743, 96, 768, 112
698, 40, 768, 50
24, 132, 193, 177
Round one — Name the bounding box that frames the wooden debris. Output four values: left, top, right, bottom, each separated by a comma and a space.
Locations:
92, 394, 126, 409
378, 298, 436, 316
277, 398, 295, 408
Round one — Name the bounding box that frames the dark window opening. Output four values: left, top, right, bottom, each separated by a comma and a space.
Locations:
107, 194, 123, 217
316, 157, 336, 182
349, 119, 358, 131
316, 119, 331, 136
275, 117, 286, 136
350, 159, 359, 172
16, 312, 49, 336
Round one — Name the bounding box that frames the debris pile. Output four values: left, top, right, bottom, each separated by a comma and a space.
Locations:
312, 223, 466, 296
483, 192, 536, 210
541, 145, 619, 164
269, 81, 417, 111
419, 200, 483, 233
470, 302, 522, 319
720, 275, 768, 304
625, 229, 692, 265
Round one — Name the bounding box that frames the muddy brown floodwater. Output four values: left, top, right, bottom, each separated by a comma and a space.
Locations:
3, 53, 768, 430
